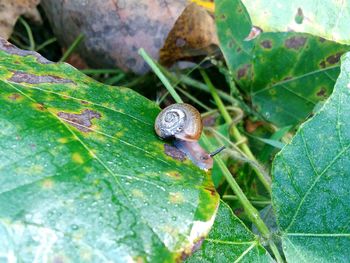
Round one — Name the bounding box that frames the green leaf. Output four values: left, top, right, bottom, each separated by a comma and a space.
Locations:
0, 38, 219, 262
272, 52, 350, 262
241, 0, 350, 45
186, 201, 272, 262
215, 0, 350, 126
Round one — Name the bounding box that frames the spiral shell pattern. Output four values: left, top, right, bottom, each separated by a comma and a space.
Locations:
154, 103, 202, 141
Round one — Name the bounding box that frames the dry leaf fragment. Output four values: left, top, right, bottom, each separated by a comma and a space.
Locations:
0, 0, 41, 39
160, 3, 219, 67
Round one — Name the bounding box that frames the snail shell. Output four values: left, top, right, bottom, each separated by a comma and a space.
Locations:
155, 103, 213, 170
154, 103, 202, 141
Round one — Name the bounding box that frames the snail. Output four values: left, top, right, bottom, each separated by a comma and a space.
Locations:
155, 103, 224, 170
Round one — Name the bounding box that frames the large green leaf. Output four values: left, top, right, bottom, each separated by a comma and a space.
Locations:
186, 201, 272, 262
215, 0, 350, 126
0, 38, 219, 262
242, 0, 350, 45
272, 52, 350, 262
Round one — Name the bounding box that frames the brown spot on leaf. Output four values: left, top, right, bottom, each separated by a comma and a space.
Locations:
204, 187, 216, 196
35, 103, 45, 111
283, 76, 292, 81
319, 37, 326, 43
57, 109, 101, 132
317, 87, 327, 97
219, 14, 226, 20
228, 39, 235, 48
237, 64, 251, 79
80, 100, 89, 105
9, 71, 74, 84
0, 38, 52, 64
285, 36, 307, 49
326, 52, 343, 65
8, 93, 21, 101
180, 237, 204, 261
164, 144, 186, 161
260, 40, 272, 49
319, 60, 326, 68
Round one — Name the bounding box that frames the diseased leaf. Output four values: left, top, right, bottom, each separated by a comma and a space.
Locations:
215, 0, 350, 126
272, 52, 350, 262
242, 0, 350, 45
0, 37, 219, 262
186, 201, 273, 262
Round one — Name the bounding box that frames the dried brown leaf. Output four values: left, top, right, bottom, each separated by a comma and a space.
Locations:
159, 3, 219, 67
0, 0, 41, 39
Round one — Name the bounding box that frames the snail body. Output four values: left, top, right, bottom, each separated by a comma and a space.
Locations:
155, 103, 213, 170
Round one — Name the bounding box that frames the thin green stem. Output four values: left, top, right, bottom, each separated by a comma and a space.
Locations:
80, 69, 120, 74
269, 241, 284, 263
200, 69, 271, 193
19, 17, 35, 51
176, 74, 238, 104
59, 33, 84, 62
139, 48, 182, 103
177, 87, 212, 111
35, 37, 57, 52
223, 195, 271, 206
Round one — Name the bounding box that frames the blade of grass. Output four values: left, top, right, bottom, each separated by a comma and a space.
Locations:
59, 33, 84, 62
19, 17, 35, 51
105, 73, 126, 85
80, 69, 121, 74
177, 87, 212, 111
35, 37, 57, 52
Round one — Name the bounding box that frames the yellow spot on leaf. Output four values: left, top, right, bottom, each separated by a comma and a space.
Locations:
72, 152, 84, 164
42, 179, 54, 189
32, 165, 44, 174
114, 130, 124, 138
83, 166, 92, 174
131, 189, 144, 198
166, 171, 182, 180
58, 137, 69, 144
169, 192, 185, 204
133, 256, 146, 263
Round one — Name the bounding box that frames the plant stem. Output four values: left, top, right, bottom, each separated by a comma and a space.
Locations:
139, 49, 283, 262
269, 241, 284, 263
223, 195, 271, 206
59, 33, 84, 62
139, 49, 182, 103
200, 70, 271, 193
19, 17, 35, 51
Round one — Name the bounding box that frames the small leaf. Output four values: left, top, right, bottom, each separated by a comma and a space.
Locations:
0, 38, 219, 261
272, 52, 350, 262
186, 201, 273, 262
